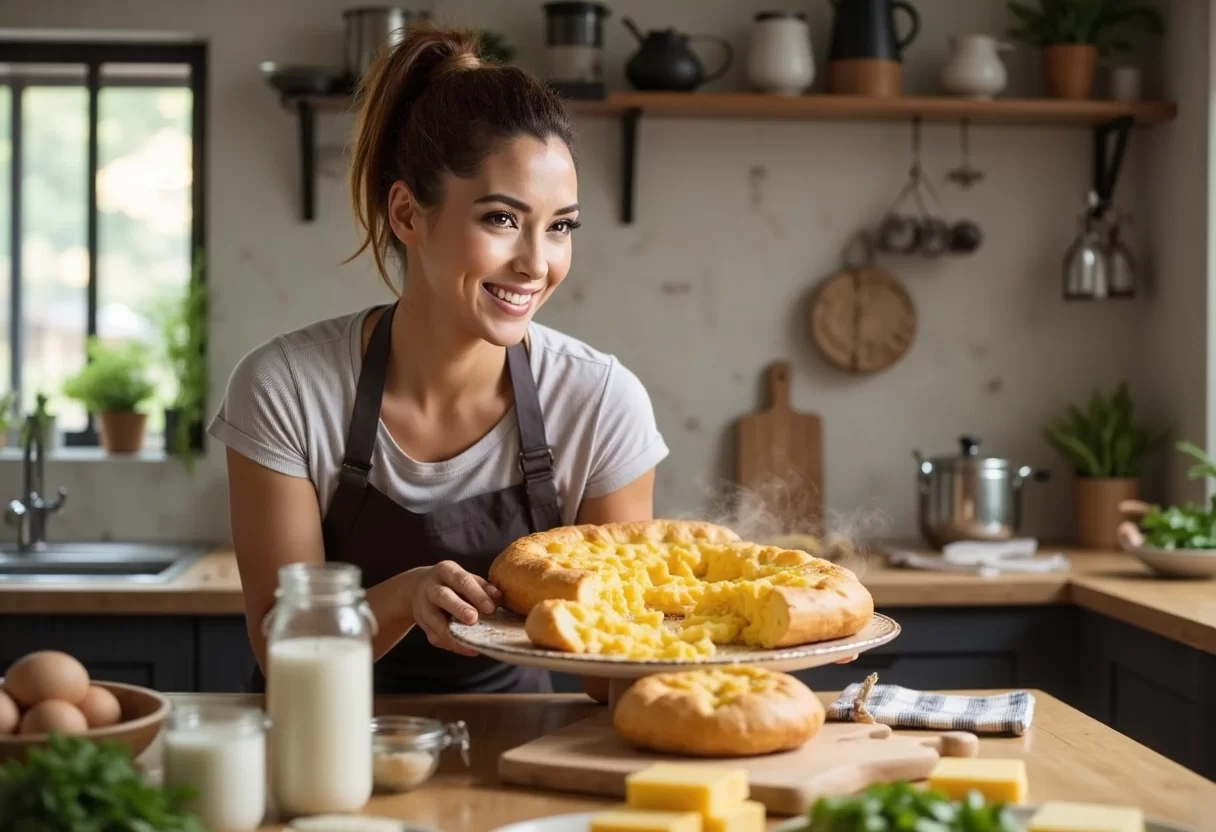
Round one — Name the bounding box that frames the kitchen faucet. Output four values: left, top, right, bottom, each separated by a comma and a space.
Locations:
5, 414, 66, 552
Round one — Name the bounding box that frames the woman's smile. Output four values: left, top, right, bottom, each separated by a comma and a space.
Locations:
482, 282, 542, 317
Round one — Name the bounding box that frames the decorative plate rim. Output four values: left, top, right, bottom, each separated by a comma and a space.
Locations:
448, 611, 900, 668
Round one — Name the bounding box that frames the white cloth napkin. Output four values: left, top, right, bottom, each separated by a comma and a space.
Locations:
886, 538, 1070, 576
828, 683, 1036, 736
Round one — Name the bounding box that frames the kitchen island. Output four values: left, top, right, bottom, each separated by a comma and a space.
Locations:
4, 546, 1216, 780
148, 690, 1216, 832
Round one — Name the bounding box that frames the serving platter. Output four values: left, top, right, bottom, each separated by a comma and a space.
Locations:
488, 807, 1191, 832
448, 609, 900, 679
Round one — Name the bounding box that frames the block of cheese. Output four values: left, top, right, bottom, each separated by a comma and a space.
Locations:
927, 757, 1028, 803
704, 800, 766, 832
1028, 801, 1145, 832
590, 808, 703, 832
625, 764, 749, 816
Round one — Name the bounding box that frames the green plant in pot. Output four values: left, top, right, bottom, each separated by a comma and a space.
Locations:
62, 338, 156, 454
1007, 0, 1165, 100
157, 251, 209, 471
0, 391, 18, 448
1042, 381, 1167, 548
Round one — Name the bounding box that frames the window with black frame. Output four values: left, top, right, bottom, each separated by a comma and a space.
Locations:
0, 38, 206, 449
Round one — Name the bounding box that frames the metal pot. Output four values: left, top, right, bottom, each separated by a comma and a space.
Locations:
342, 6, 428, 81
913, 435, 1048, 549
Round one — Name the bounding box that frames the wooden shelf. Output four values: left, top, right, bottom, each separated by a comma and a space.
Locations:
564, 91, 1177, 126
270, 88, 1178, 223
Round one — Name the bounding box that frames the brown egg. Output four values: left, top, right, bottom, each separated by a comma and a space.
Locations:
19, 700, 89, 736
3, 651, 90, 707
0, 689, 18, 734
77, 685, 122, 728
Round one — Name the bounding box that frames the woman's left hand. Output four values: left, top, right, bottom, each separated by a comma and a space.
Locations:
836, 654, 859, 664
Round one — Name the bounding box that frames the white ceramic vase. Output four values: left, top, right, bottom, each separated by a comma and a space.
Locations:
748, 12, 815, 95
941, 34, 1011, 99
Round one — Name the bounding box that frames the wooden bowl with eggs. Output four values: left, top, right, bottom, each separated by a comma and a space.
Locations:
0, 650, 171, 762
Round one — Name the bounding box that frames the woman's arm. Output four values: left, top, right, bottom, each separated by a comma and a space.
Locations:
570, 469, 657, 703
226, 449, 487, 671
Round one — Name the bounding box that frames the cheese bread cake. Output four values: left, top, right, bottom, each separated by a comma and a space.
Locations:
489, 520, 874, 660
612, 666, 827, 756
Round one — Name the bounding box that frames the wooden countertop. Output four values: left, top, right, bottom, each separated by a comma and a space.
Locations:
144, 690, 1216, 832
4, 547, 1216, 655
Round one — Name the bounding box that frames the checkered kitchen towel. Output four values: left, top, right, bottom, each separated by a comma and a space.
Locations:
827, 682, 1036, 736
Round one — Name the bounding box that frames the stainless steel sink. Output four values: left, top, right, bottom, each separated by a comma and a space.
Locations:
0, 542, 205, 584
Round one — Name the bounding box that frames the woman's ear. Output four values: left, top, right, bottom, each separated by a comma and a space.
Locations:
387, 181, 424, 247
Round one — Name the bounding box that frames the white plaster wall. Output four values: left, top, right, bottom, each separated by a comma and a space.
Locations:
0, 0, 1181, 546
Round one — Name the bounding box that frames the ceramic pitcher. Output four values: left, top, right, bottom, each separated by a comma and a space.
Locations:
941, 34, 1011, 98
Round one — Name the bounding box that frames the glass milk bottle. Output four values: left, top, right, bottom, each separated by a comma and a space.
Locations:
163, 704, 268, 832
264, 562, 377, 817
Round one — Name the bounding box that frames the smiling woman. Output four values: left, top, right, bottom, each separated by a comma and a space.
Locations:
206, 22, 669, 696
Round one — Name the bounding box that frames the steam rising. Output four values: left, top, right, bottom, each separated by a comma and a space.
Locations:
675, 470, 893, 579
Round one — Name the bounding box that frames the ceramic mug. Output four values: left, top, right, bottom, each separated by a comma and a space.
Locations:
748, 11, 815, 95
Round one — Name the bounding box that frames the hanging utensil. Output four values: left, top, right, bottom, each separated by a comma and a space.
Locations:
1063, 191, 1110, 300
946, 119, 984, 188
876, 118, 950, 257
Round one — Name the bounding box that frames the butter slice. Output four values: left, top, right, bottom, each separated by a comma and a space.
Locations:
705, 800, 766, 832
1028, 801, 1144, 832
927, 757, 1028, 803
626, 764, 749, 816
591, 808, 703, 832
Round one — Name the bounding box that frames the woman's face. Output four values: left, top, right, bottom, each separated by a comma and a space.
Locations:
392, 135, 580, 347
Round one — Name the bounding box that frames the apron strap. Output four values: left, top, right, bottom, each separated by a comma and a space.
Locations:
324, 303, 396, 556
506, 341, 561, 531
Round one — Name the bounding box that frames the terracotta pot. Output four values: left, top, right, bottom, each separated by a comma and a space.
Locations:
1042, 44, 1098, 99
98, 411, 147, 454
1074, 477, 1139, 549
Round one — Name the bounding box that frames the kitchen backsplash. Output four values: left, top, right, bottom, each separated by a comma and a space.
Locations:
0, 0, 1205, 546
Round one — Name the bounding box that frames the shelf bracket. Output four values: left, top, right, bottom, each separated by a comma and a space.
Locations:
620, 107, 641, 225
298, 100, 317, 222
1091, 115, 1134, 221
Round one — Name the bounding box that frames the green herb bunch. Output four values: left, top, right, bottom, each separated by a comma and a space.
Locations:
0, 733, 206, 832
1008, 0, 1165, 55
795, 782, 1020, 832
1041, 382, 1167, 478
1138, 440, 1216, 550
62, 337, 156, 414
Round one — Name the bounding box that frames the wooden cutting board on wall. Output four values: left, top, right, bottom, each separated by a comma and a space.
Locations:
735, 361, 824, 527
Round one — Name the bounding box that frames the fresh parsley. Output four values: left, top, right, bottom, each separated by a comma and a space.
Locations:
793, 782, 1021, 832
1139, 440, 1216, 550
0, 733, 206, 832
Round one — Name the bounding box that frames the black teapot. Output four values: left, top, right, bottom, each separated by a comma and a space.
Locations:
622, 17, 733, 91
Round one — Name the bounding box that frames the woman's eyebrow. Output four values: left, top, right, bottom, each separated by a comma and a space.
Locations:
473, 194, 580, 216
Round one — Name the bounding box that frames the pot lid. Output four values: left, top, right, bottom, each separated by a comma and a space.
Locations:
922, 435, 1012, 471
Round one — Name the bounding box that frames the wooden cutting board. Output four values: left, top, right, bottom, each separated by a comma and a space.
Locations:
735, 361, 824, 526
498, 714, 977, 816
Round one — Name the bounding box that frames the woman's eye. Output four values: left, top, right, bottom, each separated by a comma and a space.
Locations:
484, 211, 517, 229
552, 219, 582, 235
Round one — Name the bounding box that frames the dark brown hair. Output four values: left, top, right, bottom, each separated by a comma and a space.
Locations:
347, 21, 577, 293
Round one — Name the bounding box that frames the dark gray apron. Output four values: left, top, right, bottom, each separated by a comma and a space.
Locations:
251, 302, 561, 693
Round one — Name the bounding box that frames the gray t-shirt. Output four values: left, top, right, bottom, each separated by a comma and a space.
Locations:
207, 306, 670, 525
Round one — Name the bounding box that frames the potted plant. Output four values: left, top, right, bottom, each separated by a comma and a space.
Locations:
1042, 381, 1167, 548
62, 338, 156, 454
21, 393, 56, 452
0, 391, 17, 447
1007, 0, 1165, 100
158, 251, 209, 471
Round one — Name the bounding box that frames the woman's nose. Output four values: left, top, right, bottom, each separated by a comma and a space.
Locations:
512, 236, 548, 282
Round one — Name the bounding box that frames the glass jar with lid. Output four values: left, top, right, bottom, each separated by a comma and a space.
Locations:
263, 562, 377, 817
371, 716, 472, 793
163, 703, 269, 832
